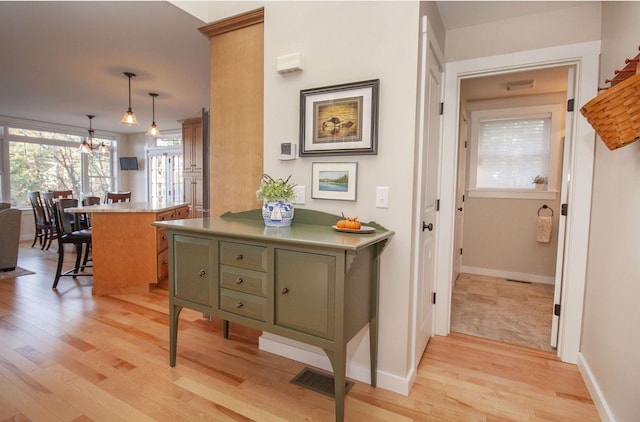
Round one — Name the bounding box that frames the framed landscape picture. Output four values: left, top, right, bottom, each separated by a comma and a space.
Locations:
311, 162, 358, 201
300, 79, 379, 156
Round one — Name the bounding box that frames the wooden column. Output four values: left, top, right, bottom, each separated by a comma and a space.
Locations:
199, 9, 264, 217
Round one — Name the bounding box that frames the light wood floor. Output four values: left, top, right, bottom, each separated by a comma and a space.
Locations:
0, 242, 599, 421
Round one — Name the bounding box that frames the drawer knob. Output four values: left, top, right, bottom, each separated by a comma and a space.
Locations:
281, 287, 289, 294
162, 235, 167, 241
235, 253, 244, 260
162, 260, 168, 265
236, 277, 244, 285
199, 269, 206, 277
235, 301, 244, 308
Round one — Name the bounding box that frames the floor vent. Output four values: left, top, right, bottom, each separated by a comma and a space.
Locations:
290, 367, 354, 398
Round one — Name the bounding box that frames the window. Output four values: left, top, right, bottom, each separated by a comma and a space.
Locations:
468, 105, 563, 198
148, 148, 183, 203
1, 123, 115, 206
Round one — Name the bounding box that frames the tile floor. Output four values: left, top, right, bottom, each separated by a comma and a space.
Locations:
451, 273, 556, 352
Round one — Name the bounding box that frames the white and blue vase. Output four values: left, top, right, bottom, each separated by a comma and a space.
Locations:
262, 200, 294, 227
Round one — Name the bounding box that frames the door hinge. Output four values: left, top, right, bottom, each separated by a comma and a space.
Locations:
432, 292, 436, 304
460, 248, 463, 255
464, 140, 468, 148
554, 304, 561, 316
439, 102, 444, 115
561, 203, 568, 216
462, 194, 465, 202
567, 99, 575, 112
436, 199, 440, 211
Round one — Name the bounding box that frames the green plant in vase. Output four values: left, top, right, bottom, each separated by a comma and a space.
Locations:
256, 174, 296, 227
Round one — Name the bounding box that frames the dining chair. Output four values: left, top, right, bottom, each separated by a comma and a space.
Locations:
41, 191, 59, 250
52, 198, 93, 289
52, 190, 73, 198
80, 196, 101, 229
27, 191, 54, 250
105, 191, 131, 204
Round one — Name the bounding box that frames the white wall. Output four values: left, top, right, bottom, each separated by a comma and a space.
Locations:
444, 2, 601, 62
262, 1, 421, 390
580, 2, 640, 421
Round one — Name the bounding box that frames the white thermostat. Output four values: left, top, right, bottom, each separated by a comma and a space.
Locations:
279, 142, 297, 160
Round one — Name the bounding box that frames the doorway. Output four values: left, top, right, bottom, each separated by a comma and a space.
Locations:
435, 41, 600, 364
449, 66, 569, 351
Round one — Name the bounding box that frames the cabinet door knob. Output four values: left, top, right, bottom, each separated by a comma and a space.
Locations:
162, 260, 168, 265
235, 301, 244, 308
236, 277, 244, 284
162, 235, 167, 241
199, 269, 206, 277
281, 287, 289, 294
236, 253, 244, 260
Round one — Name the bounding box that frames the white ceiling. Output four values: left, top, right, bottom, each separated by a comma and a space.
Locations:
0, 1, 210, 135
0, 1, 581, 136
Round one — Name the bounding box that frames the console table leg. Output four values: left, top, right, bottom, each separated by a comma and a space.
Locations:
223, 320, 229, 339
324, 348, 347, 422
169, 304, 183, 367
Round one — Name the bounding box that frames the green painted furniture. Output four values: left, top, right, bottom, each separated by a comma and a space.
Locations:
154, 209, 393, 422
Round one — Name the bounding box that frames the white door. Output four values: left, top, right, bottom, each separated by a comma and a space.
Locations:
550, 67, 576, 348
414, 17, 443, 361
452, 112, 468, 283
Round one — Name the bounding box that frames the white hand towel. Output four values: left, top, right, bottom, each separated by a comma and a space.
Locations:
536, 215, 552, 243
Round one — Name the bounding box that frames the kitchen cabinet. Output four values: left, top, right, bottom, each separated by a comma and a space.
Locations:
155, 209, 393, 422
66, 202, 190, 295
181, 117, 204, 217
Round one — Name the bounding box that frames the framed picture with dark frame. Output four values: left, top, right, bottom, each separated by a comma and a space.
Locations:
300, 79, 379, 156
311, 162, 358, 201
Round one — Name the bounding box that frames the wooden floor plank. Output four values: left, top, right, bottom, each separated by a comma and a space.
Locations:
0, 242, 600, 421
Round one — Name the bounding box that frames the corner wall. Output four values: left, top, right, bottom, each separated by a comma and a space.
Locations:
261, 1, 421, 392
580, 2, 640, 421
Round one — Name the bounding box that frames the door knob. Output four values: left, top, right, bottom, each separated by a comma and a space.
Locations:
422, 222, 433, 232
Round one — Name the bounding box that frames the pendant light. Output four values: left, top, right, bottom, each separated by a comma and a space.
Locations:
120, 72, 139, 126
146, 93, 160, 137
79, 115, 108, 154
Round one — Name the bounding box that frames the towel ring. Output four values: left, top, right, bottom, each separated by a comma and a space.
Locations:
538, 204, 554, 217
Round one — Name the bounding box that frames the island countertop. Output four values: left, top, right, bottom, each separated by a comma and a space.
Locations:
66, 201, 189, 214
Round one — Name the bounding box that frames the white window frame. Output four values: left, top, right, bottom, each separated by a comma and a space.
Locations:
0, 118, 117, 206
468, 104, 563, 199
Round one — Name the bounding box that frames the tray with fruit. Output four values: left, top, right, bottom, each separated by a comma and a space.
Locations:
332, 216, 376, 233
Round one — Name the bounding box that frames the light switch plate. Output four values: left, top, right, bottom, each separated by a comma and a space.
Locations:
375, 187, 389, 208
293, 185, 305, 205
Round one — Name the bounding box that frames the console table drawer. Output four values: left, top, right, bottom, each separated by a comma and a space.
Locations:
220, 289, 268, 322
219, 241, 267, 272
220, 266, 268, 297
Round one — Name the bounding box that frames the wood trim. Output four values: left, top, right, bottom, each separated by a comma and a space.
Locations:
178, 117, 201, 125
198, 8, 264, 38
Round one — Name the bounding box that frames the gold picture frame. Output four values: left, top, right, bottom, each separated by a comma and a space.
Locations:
300, 79, 379, 156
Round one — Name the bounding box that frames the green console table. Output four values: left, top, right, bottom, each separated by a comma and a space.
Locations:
154, 209, 393, 421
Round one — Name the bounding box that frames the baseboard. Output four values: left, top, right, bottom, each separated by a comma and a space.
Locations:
259, 333, 412, 396
460, 265, 555, 284
577, 352, 615, 422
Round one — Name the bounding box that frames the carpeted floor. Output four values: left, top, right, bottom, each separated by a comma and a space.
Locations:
451, 273, 556, 352
0, 266, 35, 280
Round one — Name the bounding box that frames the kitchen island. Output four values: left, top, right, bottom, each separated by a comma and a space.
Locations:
67, 201, 190, 295
153, 209, 393, 422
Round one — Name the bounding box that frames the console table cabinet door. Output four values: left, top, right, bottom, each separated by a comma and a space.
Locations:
274, 249, 336, 340
173, 235, 215, 307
